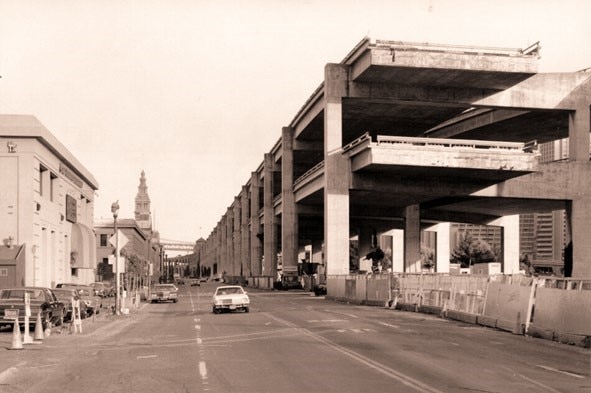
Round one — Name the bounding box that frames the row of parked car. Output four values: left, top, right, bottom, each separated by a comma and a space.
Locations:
0, 282, 113, 331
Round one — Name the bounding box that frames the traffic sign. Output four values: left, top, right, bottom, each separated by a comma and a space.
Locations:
109, 230, 129, 249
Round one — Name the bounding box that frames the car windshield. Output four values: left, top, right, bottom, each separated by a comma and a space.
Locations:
154, 285, 176, 290
216, 287, 243, 295
0, 289, 45, 300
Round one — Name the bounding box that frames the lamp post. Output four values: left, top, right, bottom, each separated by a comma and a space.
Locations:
111, 200, 120, 316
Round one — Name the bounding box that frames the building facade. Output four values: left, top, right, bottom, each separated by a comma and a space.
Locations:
0, 115, 99, 289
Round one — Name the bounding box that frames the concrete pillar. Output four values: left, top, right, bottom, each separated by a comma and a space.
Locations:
567, 194, 591, 278
263, 153, 277, 281
324, 63, 350, 276
233, 197, 241, 278
567, 104, 591, 277
241, 186, 251, 278
226, 208, 234, 278
391, 229, 405, 273
250, 173, 262, 277
568, 105, 590, 162
220, 217, 227, 276
403, 204, 421, 272
215, 223, 221, 275
490, 215, 520, 274
281, 127, 298, 275
433, 222, 451, 273
358, 226, 373, 273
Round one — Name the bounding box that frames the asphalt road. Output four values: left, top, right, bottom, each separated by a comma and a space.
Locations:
0, 282, 589, 393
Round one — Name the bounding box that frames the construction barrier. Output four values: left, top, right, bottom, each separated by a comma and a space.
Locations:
326, 272, 591, 347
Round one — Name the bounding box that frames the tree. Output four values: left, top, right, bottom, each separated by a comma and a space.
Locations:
421, 246, 435, 269
451, 232, 497, 268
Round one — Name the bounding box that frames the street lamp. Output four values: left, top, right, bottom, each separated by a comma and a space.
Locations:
111, 200, 120, 316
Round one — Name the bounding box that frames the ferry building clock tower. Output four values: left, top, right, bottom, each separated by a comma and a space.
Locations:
134, 170, 152, 233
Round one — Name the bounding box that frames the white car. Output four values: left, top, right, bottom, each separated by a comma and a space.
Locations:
151, 284, 179, 303
212, 285, 250, 313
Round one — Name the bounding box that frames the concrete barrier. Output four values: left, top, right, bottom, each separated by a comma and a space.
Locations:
326, 272, 591, 347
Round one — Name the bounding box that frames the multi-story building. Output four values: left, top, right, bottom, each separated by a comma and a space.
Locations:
94, 171, 160, 283
519, 139, 569, 264
0, 115, 99, 289
94, 218, 159, 283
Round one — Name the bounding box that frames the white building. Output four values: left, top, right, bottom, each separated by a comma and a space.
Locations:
0, 115, 99, 289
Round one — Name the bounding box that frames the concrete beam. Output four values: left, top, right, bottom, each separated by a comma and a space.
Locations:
473, 73, 591, 110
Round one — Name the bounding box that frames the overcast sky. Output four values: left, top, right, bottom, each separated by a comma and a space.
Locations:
1, 0, 590, 245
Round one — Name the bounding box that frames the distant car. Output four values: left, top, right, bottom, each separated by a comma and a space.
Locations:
89, 282, 108, 297
151, 284, 179, 303
0, 287, 65, 330
75, 286, 102, 317
52, 288, 87, 321
212, 285, 250, 314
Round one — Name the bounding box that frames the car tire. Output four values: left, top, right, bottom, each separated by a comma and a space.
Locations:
244, 307, 250, 313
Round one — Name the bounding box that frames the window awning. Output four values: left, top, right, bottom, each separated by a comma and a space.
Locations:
70, 223, 96, 269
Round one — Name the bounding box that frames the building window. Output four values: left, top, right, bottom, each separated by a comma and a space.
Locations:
71, 268, 78, 277
100, 234, 108, 247
0, 268, 7, 277
50, 172, 58, 202
39, 164, 48, 196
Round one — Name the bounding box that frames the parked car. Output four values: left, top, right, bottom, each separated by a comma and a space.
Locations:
212, 285, 250, 314
0, 287, 65, 330
75, 286, 102, 317
89, 282, 107, 297
150, 284, 179, 303
51, 288, 87, 321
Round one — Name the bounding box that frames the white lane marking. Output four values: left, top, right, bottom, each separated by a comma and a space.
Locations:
137, 355, 158, 359
536, 365, 586, 379
199, 361, 208, 379
307, 319, 347, 323
378, 322, 399, 328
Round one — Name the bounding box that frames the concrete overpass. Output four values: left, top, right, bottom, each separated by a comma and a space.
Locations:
198, 38, 591, 284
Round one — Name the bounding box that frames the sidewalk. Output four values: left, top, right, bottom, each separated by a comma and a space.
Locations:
0, 299, 148, 380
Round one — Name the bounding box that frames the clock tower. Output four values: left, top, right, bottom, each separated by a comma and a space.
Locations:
134, 170, 152, 232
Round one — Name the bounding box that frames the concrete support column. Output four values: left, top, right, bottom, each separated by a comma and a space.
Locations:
233, 197, 242, 278
241, 186, 251, 278
324, 63, 350, 276
391, 230, 404, 273
281, 127, 298, 275
568, 105, 590, 162
263, 154, 277, 281
250, 173, 262, 277
216, 222, 222, 274
567, 104, 591, 277
358, 226, 373, 272
226, 208, 234, 278
403, 204, 421, 272
567, 195, 591, 278
220, 216, 227, 276
490, 214, 520, 274
433, 222, 451, 273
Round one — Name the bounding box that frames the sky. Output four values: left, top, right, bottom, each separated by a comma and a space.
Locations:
1, 0, 590, 244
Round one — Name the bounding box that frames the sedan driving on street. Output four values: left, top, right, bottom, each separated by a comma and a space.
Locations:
212, 285, 250, 313
150, 284, 179, 303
